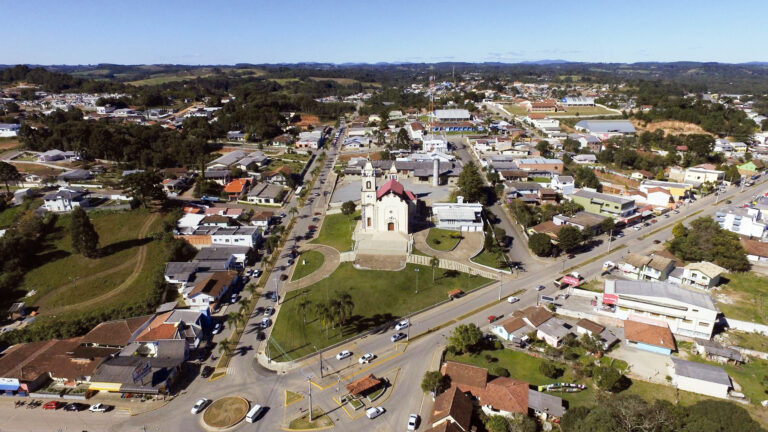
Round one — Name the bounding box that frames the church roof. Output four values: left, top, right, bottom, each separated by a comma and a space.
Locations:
376, 179, 416, 201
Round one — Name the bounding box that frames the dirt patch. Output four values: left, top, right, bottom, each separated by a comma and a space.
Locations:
11, 163, 62, 177
0, 140, 20, 151
337, 152, 381, 162
202, 396, 249, 429
631, 120, 714, 136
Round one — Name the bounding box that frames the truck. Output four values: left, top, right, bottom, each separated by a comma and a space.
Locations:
602, 261, 616, 273
553, 272, 582, 289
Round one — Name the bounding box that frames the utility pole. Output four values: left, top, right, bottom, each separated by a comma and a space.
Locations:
308, 377, 313, 422
314, 345, 323, 378
498, 281, 502, 301
607, 229, 613, 253
415, 268, 420, 294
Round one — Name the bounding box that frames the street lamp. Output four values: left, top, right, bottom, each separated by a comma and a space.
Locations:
415, 268, 420, 293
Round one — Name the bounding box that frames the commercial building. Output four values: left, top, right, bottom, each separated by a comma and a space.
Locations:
715, 207, 767, 239
603, 279, 718, 339
671, 358, 731, 399
431, 199, 484, 232
640, 180, 693, 201
569, 190, 636, 220
0, 123, 20, 137
574, 120, 635, 139
683, 166, 724, 186
434, 109, 471, 122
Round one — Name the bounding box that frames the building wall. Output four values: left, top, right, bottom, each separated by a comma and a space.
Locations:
675, 376, 729, 399
614, 298, 716, 339
626, 340, 672, 355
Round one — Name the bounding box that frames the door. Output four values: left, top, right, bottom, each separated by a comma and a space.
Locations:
387, 222, 394, 231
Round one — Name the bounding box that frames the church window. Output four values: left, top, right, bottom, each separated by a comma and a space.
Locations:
367, 217, 371, 227
366, 181, 371, 189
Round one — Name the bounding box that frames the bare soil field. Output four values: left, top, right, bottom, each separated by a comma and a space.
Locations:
631, 119, 714, 136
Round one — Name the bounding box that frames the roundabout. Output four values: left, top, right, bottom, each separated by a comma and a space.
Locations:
202, 396, 249, 430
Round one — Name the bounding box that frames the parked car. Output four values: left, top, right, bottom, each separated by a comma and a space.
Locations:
264, 307, 274, 317
253, 269, 262, 278
191, 398, 209, 414
261, 318, 272, 329
230, 294, 238, 303
391, 332, 406, 342
89, 403, 109, 413
280, 274, 288, 281
336, 350, 352, 360
212, 323, 222, 334
64, 403, 87, 412
366, 406, 385, 419
43, 401, 62, 410
359, 353, 375, 364
408, 413, 420, 430
395, 320, 410, 331
507, 296, 520, 304
535, 284, 545, 291
201, 366, 214, 378
653, 239, 661, 244
617, 232, 625, 238
245, 269, 254, 277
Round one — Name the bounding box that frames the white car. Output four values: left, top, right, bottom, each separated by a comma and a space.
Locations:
507, 296, 520, 304
366, 406, 385, 419
391, 332, 406, 342
261, 317, 272, 328
336, 350, 352, 360
191, 398, 208, 414
395, 319, 410, 331
212, 323, 222, 334
358, 353, 375, 364
88, 403, 108, 413
245, 269, 254, 277
264, 307, 274, 317
407, 413, 420, 430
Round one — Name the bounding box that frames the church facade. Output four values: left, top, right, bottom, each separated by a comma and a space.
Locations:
360, 160, 415, 235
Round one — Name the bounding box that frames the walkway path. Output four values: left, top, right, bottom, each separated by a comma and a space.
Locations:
38, 212, 160, 315
413, 229, 483, 262
284, 242, 340, 291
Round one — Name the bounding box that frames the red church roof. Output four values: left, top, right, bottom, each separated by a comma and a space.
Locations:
376, 179, 416, 201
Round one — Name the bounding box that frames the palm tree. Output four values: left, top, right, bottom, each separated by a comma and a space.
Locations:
238, 303, 250, 319
217, 339, 233, 358
430, 256, 440, 282
226, 312, 240, 331
289, 206, 299, 219
298, 297, 313, 325
315, 302, 333, 338
334, 291, 355, 338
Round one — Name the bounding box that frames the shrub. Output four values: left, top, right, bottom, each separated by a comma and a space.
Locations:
539, 361, 563, 379
491, 366, 510, 377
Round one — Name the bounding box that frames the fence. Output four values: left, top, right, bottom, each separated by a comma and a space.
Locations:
723, 317, 768, 335
406, 254, 500, 280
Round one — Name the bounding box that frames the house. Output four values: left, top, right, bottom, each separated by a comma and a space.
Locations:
296, 130, 323, 149
603, 279, 718, 339
236, 153, 269, 172
490, 317, 533, 346
680, 261, 726, 290
37, 149, 66, 162
575, 319, 618, 350
81, 315, 155, 348
42, 187, 90, 212
162, 178, 186, 194
429, 387, 474, 432
635, 187, 674, 209
571, 154, 598, 165
272, 134, 294, 147
671, 358, 731, 399
210, 226, 261, 248
226, 131, 246, 142
224, 178, 251, 200
569, 190, 636, 220
193, 246, 250, 270
246, 182, 286, 205
619, 253, 675, 282
431, 199, 484, 232
203, 170, 230, 186
206, 150, 249, 170
552, 211, 607, 234
515, 158, 564, 174
693, 339, 743, 364
6, 302, 26, 321
57, 169, 92, 184
248, 211, 275, 228
514, 306, 554, 329
740, 236, 768, 263
536, 318, 572, 347
0, 123, 20, 137
550, 175, 574, 194
406, 122, 425, 141
683, 166, 724, 186
737, 160, 762, 176
574, 120, 636, 139
623, 317, 676, 355
640, 180, 693, 201
184, 271, 238, 310
715, 207, 766, 239
199, 214, 235, 228
262, 166, 292, 186
163, 262, 200, 289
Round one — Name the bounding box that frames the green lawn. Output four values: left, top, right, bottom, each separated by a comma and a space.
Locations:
426, 228, 461, 251
0, 198, 42, 228
471, 248, 508, 270
291, 250, 325, 281
728, 331, 768, 352
310, 211, 358, 252
24, 209, 162, 308
716, 273, 768, 324
269, 263, 491, 361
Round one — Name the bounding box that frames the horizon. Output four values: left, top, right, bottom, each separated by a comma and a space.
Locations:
3, 0, 767, 65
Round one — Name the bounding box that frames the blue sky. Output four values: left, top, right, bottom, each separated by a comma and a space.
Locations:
2, 0, 766, 65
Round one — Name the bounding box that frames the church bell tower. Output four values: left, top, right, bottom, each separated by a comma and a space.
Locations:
361, 160, 376, 231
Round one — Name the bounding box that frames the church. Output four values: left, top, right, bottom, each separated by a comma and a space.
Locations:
360, 160, 416, 235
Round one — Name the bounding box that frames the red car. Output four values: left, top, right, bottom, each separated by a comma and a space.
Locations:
43, 401, 62, 410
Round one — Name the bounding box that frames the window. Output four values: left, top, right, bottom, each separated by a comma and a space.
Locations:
699, 321, 710, 327
366, 217, 371, 227
682, 319, 693, 324
366, 181, 371, 189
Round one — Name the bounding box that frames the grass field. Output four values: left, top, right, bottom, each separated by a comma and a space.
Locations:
310, 212, 358, 252
0, 198, 42, 228
426, 228, 461, 251
727, 331, 768, 352
127, 72, 213, 86
269, 263, 491, 361
471, 248, 507, 269
291, 250, 325, 281
498, 104, 619, 118
24, 209, 163, 311
715, 273, 768, 324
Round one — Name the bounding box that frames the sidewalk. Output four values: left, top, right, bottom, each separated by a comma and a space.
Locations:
284, 244, 341, 291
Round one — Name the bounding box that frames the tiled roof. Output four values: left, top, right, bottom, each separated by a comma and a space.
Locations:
577, 319, 605, 334
82, 315, 154, 346
514, 306, 554, 328
440, 361, 488, 389
376, 179, 416, 201
344, 374, 381, 395
624, 318, 675, 351
430, 387, 473, 431
481, 376, 529, 414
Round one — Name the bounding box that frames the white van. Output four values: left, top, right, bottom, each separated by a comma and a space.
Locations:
246, 404, 263, 423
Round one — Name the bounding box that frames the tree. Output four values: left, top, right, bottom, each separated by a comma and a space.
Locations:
669, 217, 749, 271
683, 400, 763, 432
672, 222, 688, 238
600, 218, 615, 235
421, 370, 447, 395
289, 206, 299, 219
0, 162, 20, 194
335, 290, 355, 337
448, 323, 483, 354
535, 140, 552, 157
457, 161, 485, 203
580, 332, 604, 354
70, 207, 99, 258
573, 166, 601, 190
297, 297, 313, 325
430, 256, 440, 282
539, 361, 562, 379
217, 339, 233, 358
315, 302, 333, 338
593, 366, 623, 392
121, 171, 166, 208
486, 415, 511, 432
557, 225, 584, 253
226, 312, 240, 331
528, 233, 554, 257
341, 200, 356, 216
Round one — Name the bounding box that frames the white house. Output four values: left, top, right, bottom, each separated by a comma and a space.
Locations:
536, 318, 572, 348
246, 183, 285, 205
210, 226, 261, 248
571, 154, 598, 165
683, 166, 724, 186
715, 207, 767, 239
42, 187, 90, 212
184, 271, 238, 311
680, 261, 726, 290
421, 135, 449, 153
550, 175, 574, 195
431, 198, 484, 232
671, 358, 731, 399
0, 123, 21, 138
